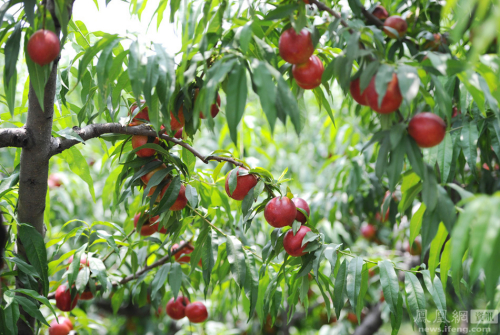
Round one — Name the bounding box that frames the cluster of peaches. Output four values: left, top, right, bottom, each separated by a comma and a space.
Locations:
224, 167, 313, 257
350, 7, 448, 148
279, 27, 324, 90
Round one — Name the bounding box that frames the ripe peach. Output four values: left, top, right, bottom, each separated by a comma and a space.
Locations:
27, 30, 60, 66
224, 167, 258, 201
264, 196, 297, 228
372, 5, 388, 20
48, 316, 73, 335
360, 224, 377, 240
140, 161, 167, 185
283, 225, 311, 257
166, 296, 190, 320
131, 135, 159, 158
134, 213, 160, 236
129, 100, 150, 125
174, 128, 183, 139
185, 301, 208, 323
279, 28, 314, 64
292, 55, 324, 90
55, 285, 78, 312
349, 78, 369, 106
365, 73, 402, 114
170, 107, 185, 131
292, 198, 310, 223
408, 112, 446, 148
383, 16, 408, 39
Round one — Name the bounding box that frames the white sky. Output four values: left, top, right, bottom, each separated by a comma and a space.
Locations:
72, 0, 182, 53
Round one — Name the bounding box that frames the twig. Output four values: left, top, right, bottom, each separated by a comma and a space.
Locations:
47, 241, 191, 299
49, 123, 244, 167
101, 229, 136, 263
337, 250, 421, 273
308, 0, 351, 32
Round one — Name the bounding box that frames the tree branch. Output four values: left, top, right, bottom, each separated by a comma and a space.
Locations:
352, 303, 383, 335
47, 241, 191, 300
0, 127, 30, 148
49, 123, 244, 167
309, 0, 384, 29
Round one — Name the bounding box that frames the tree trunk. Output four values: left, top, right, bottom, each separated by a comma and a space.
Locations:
16, 58, 59, 334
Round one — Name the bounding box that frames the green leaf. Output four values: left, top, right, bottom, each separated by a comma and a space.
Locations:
333, 259, 347, 318
404, 136, 425, 178
78, 34, 120, 84
389, 292, 403, 335
226, 236, 247, 290
75, 267, 90, 292
436, 186, 456, 232
376, 137, 391, 178
23, 0, 36, 27
112, 287, 125, 315
18, 223, 49, 296
14, 295, 48, 326
437, 133, 453, 182
440, 240, 451, 291
4, 22, 21, 110
347, 0, 362, 16
244, 250, 259, 322
379, 260, 400, 315
405, 272, 427, 332
3, 300, 19, 335
226, 62, 248, 145
387, 141, 405, 191
185, 185, 198, 208
227, 168, 239, 196
61, 146, 96, 202
422, 270, 447, 324
6, 257, 40, 278
396, 65, 420, 102
422, 164, 438, 211
252, 61, 277, 132
12, 289, 57, 320
89, 257, 109, 292
356, 264, 369, 321
151, 264, 170, 297
346, 257, 363, 315
169, 263, 182, 299
428, 223, 448, 279
460, 119, 478, 177
202, 230, 215, 295
239, 21, 253, 54
276, 75, 302, 135
265, 4, 299, 20
431, 75, 452, 121
468, 197, 500, 285
128, 40, 144, 103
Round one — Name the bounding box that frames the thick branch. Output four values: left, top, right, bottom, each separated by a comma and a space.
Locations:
353, 303, 383, 335
49, 123, 244, 167
47, 242, 190, 300
0, 127, 30, 148
360, 7, 384, 28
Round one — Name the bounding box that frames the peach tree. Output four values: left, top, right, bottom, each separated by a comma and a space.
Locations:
0, 0, 499, 334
